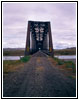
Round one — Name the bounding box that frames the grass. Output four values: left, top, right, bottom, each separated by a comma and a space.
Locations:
54, 57, 76, 73
3, 60, 22, 74
3, 56, 30, 74
64, 61, 76, 73
54, 57, 64, 65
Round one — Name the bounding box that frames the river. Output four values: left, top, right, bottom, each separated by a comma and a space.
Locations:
3, 55, 76, 60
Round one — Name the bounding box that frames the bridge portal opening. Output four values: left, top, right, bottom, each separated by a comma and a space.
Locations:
25, 21, 54, 56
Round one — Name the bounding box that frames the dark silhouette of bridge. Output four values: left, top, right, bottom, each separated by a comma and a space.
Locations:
25, 21, 54, 56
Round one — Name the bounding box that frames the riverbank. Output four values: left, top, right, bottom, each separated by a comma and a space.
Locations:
3, 56, 30, 75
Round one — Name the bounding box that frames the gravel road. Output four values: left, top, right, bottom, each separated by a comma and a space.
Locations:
3, 51, 76, 97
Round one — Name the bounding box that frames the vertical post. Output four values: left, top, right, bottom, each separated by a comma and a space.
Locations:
25, 21, 31, 56
48, 22, 54, 57
43, 35, 47, 50
31, 33, 36, 53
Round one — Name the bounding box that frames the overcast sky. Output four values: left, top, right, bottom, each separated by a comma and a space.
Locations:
3, 2, 77, 49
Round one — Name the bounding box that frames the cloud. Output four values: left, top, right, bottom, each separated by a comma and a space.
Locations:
3, 2, 77, 49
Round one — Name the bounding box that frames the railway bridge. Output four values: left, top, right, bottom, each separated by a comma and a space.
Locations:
25, 21, 54, 56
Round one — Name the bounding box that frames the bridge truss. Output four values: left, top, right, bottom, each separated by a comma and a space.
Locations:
25, 21, 54, 56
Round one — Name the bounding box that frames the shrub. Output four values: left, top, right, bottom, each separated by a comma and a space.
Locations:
20, 56, 30, 62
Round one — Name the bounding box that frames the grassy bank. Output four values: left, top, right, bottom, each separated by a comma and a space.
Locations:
3, 56, 30, 74
48, 57, 76, 79
54, 57, 76, 73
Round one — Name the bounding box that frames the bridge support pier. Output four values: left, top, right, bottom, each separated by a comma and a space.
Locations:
48, 22, 54, 57
25, 21, 30, 56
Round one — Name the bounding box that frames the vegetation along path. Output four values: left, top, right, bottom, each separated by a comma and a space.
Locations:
3, 51, 76, 97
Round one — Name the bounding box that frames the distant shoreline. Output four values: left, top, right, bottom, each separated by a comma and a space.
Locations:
3, 47, 76, 50
3, 47, 76, 56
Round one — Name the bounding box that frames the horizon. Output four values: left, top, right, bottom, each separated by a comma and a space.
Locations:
3, 46, 76, 50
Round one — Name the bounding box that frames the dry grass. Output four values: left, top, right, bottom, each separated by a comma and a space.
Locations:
3, 56, 30, 74
3, 60, 25, 74
48, 57, 76, 79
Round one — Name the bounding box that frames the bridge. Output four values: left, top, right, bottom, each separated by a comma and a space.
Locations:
25, 21, 54, 56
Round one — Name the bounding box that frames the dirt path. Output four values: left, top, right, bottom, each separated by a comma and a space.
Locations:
3, 51, 76, 97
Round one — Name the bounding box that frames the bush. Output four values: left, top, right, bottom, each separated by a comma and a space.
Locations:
20, 56, 30, 62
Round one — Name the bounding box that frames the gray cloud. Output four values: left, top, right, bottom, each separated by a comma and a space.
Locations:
3, 2, 77, 49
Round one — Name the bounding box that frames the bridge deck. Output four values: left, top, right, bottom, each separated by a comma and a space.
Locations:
3, 51, 76, 97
